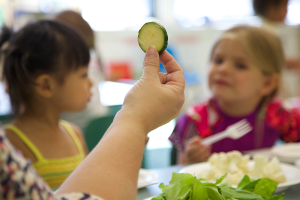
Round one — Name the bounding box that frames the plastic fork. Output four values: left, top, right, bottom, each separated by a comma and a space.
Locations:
202, 119, 252, 145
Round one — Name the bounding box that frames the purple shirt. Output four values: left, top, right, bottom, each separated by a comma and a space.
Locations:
211, 102, 279, 153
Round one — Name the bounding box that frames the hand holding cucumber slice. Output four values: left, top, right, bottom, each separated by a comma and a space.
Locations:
138, 22, 168, 54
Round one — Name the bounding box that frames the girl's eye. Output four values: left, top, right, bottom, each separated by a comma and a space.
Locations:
236, 63, 247, 70
213, 58, 223, 65
82, 73, 88, 78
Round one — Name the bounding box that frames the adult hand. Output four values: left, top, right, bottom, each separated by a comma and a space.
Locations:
185, 136, 211, 163
119, 45, 185, 133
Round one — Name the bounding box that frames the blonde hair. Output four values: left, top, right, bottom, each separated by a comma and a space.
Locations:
210, 25, 285, 100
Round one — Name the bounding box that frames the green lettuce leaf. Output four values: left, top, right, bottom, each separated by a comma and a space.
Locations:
151, 193, 166, 200
268, 193, 285, 200
151, 173, 285, 200
220, 187, 264, 200
165, 173, 194, 200
239, 179, 261, 192
253, 178, 278, 199
205, 185, 223, 200
237, 175, 251, 189
191, 176, 209, 200
215, 173, 227, 185
159, 183, 169, 193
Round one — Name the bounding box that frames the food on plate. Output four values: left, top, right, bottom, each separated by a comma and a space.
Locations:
138, 22, 168, 54
198, 151, 286, 186
252, 155, 286, 183
151, 172, 285, 200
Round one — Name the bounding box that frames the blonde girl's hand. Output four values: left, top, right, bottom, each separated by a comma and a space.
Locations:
185, 136, 211, 163
118, 46, 185, 134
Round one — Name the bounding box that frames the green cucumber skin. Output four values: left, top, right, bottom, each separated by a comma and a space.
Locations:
138, 22, 168, 54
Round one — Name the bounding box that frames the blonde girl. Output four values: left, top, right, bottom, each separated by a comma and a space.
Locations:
169, 25, 300, 164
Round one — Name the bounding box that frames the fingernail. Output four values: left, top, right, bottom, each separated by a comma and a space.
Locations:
146, 45, 158, 58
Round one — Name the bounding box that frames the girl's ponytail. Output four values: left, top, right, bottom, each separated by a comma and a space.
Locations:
0, 26, 13, 80
0, 26, 13, 49
0, 26, 31, 116
4, 46, 33, 116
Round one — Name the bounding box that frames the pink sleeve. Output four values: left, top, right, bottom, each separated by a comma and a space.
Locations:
266, 102, 300, 142
169, 101, 212, 150
169, 115, 197, 151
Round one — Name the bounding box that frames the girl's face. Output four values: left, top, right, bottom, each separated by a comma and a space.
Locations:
208, 39, 269, 104
266, 0, 288, 22
54, 67, 93, 112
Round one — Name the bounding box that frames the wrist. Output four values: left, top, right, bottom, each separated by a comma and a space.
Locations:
112, 109, 150, 136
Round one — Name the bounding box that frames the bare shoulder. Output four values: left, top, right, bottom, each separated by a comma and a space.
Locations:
68, 122, 89, 155
4, 128, 37, 162
68, 122, 84, 140
5, 128, 25, 149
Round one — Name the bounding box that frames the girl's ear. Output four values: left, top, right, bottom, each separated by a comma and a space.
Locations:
34, 74, 56, 98
260, 74, 280, 96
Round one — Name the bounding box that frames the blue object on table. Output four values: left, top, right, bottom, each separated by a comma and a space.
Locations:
159, 46, 201, 85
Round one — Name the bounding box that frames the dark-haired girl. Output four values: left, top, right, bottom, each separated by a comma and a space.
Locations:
0, 20, 91, 189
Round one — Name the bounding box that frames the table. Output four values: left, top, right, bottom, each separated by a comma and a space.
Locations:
137, 165, 300, 200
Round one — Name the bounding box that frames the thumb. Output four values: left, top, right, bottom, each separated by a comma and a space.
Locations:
142, 45, 159, 80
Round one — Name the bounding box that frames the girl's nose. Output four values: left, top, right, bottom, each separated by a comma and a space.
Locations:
218, 62, 231, 74
88, 77, 93, 88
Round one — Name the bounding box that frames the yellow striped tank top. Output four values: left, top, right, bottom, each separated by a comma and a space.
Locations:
3, 120, 85, 190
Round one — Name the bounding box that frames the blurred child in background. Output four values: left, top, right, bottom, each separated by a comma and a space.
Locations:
169, 25, 300, 164
253, 0, 300, 69
0, 20, 91, 189
253, 0, 288, 31
253, 0, 300, 98
54, 10, 108, 131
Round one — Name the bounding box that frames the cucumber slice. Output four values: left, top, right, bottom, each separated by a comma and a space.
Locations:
138, 22, 168, 54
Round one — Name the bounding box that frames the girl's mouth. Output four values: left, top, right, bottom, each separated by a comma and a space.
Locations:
214, 79, 230, 86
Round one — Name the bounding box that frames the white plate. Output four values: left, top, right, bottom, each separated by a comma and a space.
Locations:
179, 161, 300, 193
271, 143, 300, 163
138, 169, 159, 188
294, 158, 300, 168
